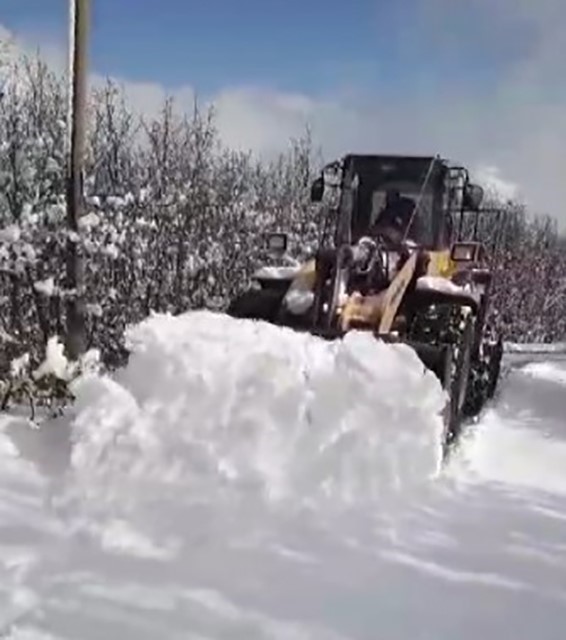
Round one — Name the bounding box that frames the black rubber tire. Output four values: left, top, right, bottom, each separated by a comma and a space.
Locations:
446, 313, 474, 446
226, 289, 284, 322
486, 335, 503, 399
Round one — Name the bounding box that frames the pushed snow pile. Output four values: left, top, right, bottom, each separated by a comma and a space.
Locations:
63, 311, 445, 522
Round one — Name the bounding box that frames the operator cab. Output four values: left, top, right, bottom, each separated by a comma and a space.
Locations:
310, 153, 486, 254
338, 154, 450, 249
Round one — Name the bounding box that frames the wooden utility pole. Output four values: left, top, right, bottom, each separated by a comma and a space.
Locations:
65, 0, 89, 360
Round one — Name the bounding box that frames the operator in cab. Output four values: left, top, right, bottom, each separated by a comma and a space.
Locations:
369, 189, 420, 244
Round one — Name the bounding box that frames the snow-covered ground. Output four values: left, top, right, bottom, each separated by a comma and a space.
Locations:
0, 310, 565, 639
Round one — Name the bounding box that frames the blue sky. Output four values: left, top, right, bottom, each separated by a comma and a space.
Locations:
2, 1, 566, 221
1, 0, 534, 98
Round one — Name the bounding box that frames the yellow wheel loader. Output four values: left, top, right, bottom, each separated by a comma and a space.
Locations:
227, 154, 504, 458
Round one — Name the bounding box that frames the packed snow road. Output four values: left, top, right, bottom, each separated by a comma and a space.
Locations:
0, 311, 565, 639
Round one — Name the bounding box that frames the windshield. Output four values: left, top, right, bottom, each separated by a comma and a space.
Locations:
339, 155, 445, 247
369, 183, 435, 245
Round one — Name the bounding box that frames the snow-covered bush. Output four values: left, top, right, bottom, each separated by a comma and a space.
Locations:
0, 54, 322, 383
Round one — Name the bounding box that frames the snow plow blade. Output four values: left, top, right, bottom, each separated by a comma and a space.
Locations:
378, 334, 450, 380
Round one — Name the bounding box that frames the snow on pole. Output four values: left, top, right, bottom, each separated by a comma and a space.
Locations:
65, 0, 89, 359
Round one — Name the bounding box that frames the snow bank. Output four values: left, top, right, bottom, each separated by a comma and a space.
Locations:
447, 358, 566, 498
60, 310, 446, 530
451, 409, 566, 497
505, 342, 566, 355
519, 362, 566, 387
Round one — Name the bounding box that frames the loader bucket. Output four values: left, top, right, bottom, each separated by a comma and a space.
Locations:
306, 326, 461, 458
309, 327, 452, 390
377, 334, 452, 389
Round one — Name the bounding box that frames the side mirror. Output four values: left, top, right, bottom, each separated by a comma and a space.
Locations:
266, 232, 288, 254
310, 176, 324, 202
463, 183, 484, 211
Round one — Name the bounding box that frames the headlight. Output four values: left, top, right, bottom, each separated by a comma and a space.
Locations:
284, 289, 315, 314
282, 263, 316, 315
266, 232, 288, 253
451, 243, 478, 262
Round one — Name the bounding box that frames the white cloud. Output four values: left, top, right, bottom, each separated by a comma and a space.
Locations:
1, 8, 564, 226
473, 166, 520, 204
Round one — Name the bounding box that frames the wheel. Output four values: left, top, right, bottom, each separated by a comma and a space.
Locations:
463, 330, 503, 415
226, 288, 284, 322
486, 334, 503, 399
445, 313, 474, 446
405, 303, 476, 453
